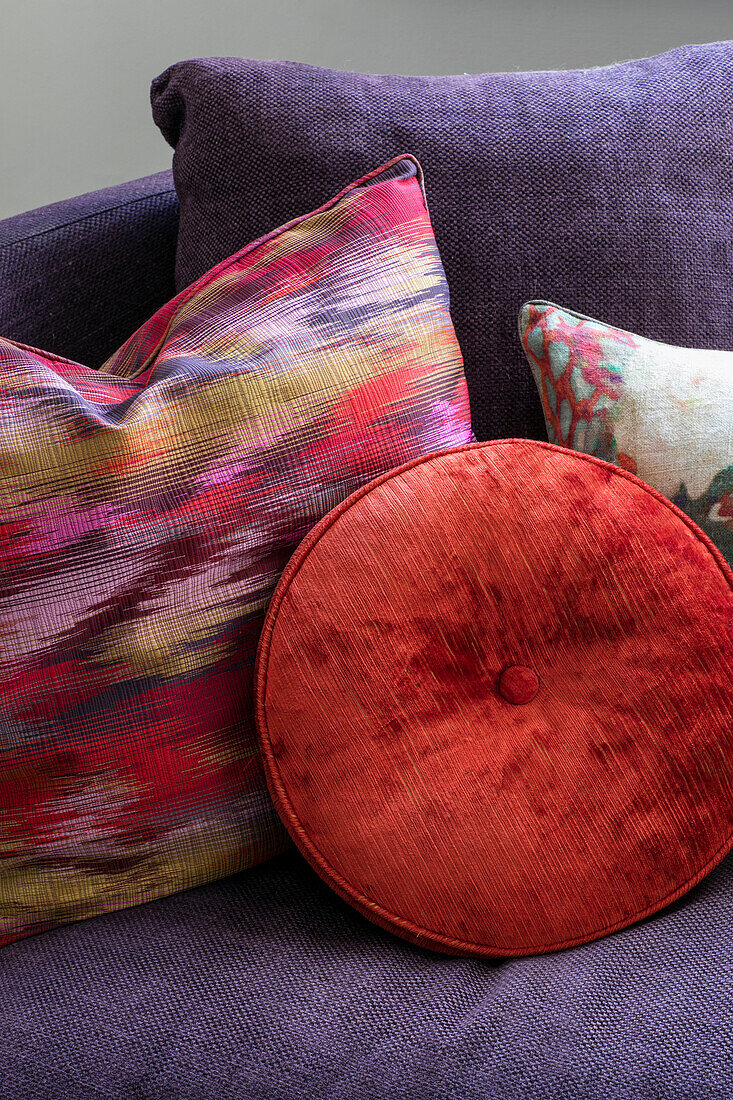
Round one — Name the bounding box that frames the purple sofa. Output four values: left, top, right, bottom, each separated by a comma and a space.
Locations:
2, 174, 733, 1099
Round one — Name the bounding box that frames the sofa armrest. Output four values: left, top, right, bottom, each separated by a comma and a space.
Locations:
0, 171, 179, 367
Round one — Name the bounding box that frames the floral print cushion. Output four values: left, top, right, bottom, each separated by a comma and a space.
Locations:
519, 300, 733, 566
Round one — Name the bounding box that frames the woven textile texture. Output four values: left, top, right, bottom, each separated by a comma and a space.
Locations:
0, 154, 472, 946
0, 171, 178, 368
3, 849, 733, 1099
150, 41, 733, 443
519, 301, 733, 567
257, 440, 733, 958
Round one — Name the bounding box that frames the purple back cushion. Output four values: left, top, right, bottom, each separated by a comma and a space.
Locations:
151, 42, 733, 443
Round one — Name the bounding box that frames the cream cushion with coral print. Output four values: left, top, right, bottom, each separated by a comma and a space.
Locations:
519, 300, 733, 566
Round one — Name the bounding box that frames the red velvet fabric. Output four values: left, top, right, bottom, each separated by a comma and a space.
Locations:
255, 440, 733, 957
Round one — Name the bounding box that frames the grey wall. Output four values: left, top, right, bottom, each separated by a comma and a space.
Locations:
1, 0, 732, 219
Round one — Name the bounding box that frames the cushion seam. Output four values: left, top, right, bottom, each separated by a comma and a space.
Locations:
0, 188, 178, 252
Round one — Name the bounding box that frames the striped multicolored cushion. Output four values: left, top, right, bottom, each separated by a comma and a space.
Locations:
0, 154, 473, 945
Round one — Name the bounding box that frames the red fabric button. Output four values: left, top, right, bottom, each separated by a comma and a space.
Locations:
499, 665, 539, 704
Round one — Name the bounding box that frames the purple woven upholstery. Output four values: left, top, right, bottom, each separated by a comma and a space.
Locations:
3, 62, 733, 1094
151, 42, 733, 443
0, 171, 178, 368
2, 850, 732, 1098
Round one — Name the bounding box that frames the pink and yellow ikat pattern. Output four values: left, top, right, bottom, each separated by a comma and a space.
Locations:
0, 155, 473, 944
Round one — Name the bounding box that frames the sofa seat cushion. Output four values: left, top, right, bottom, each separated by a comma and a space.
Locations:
2, 850, 733, 1099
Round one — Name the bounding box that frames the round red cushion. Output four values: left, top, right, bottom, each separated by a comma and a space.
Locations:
255, 440, 733, 957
